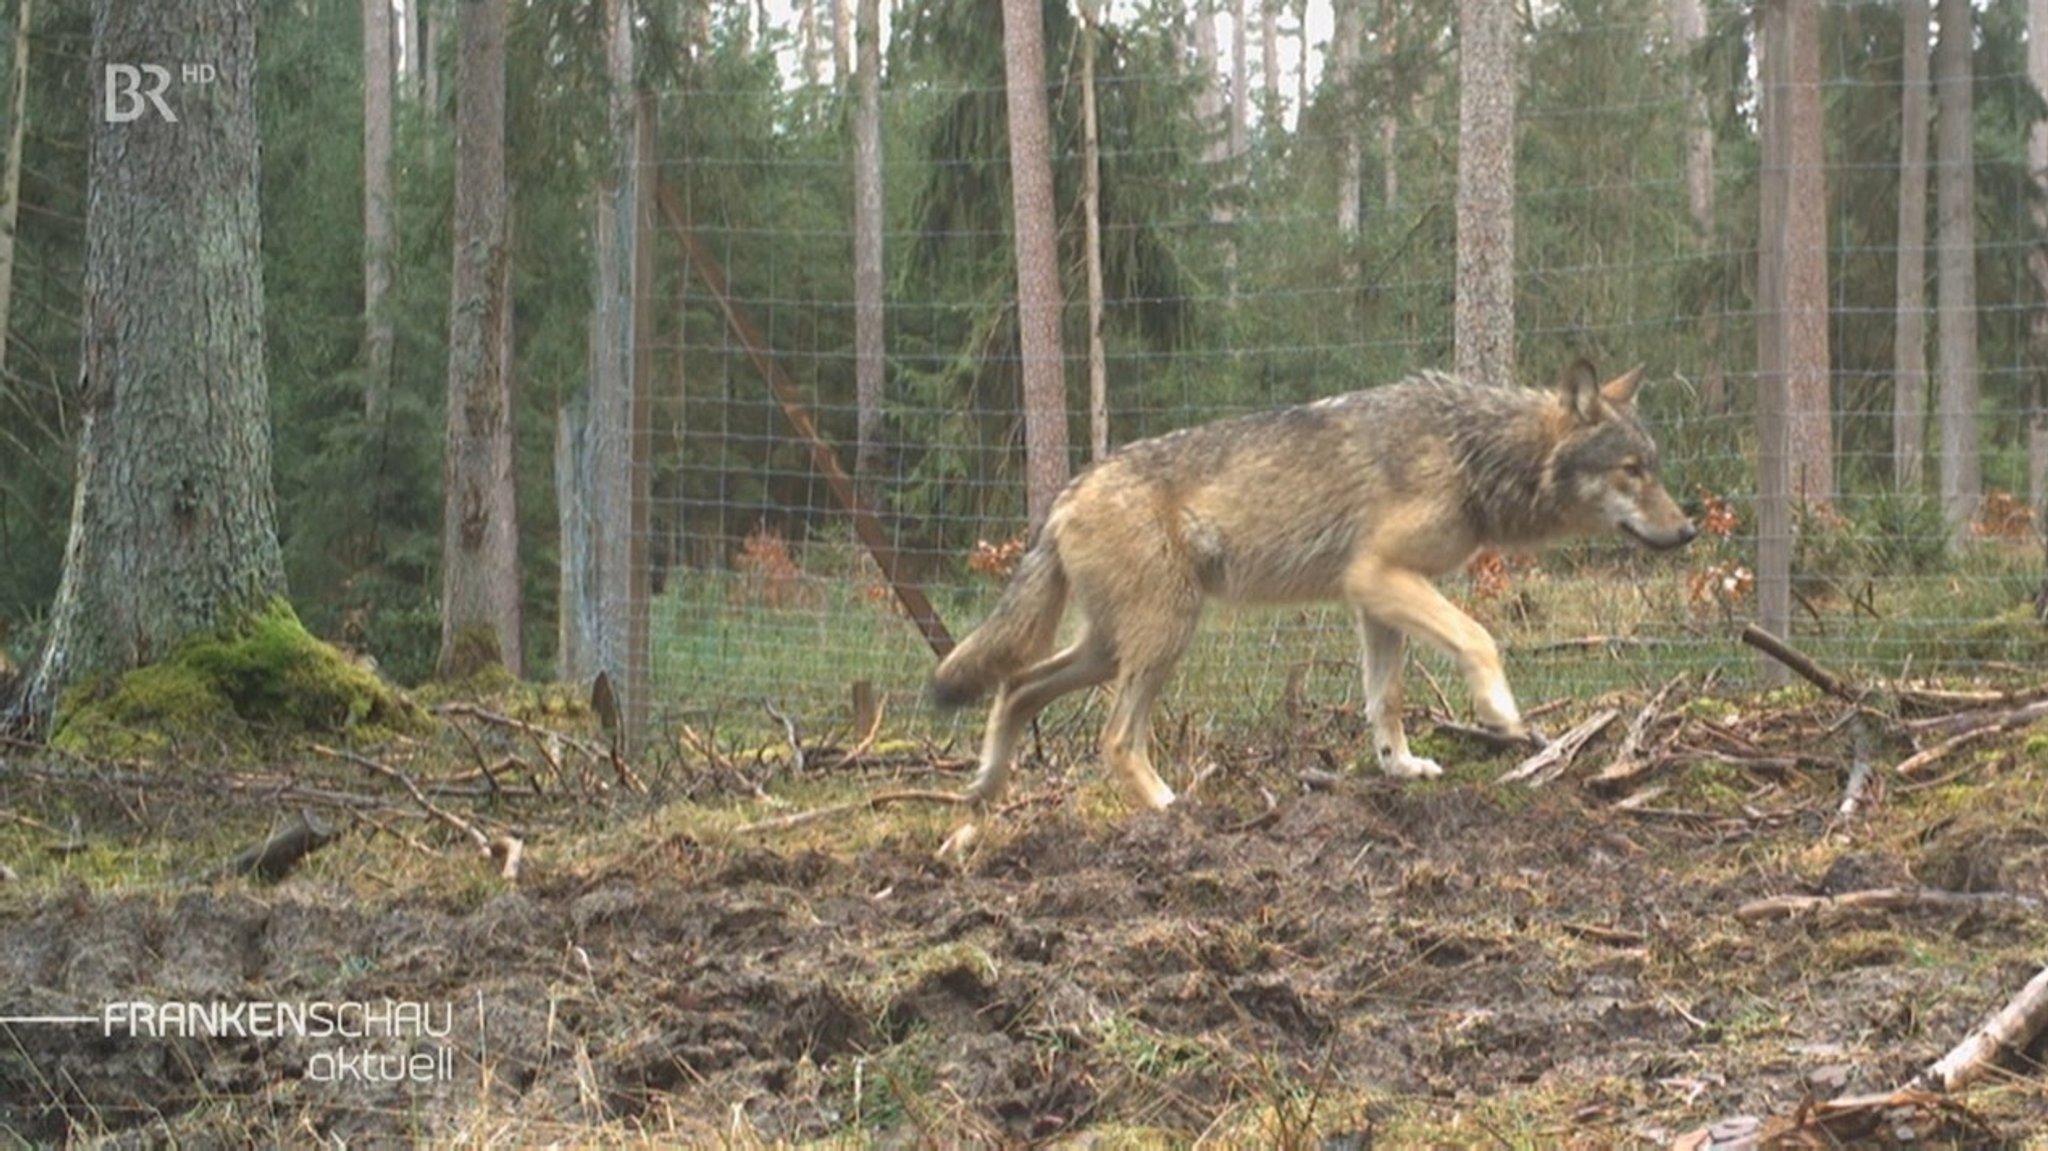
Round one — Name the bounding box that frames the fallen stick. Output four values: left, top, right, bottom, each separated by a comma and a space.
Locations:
312, 744, 524, 880
1737, 887, 2047, 922
1839, 716, 1879, 817
1498, 708, 1618, 786
1592, 674, 1685, 787
1894, 726, 2004, 779
730, 788, 964, 836
1920, 963, 2048, 1093
1739, 624, 1861, 703
223, 810, 338, 883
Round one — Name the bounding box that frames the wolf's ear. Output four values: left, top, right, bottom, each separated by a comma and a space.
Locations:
1601, 364, 1647, 407
1559, 359, 1603, 424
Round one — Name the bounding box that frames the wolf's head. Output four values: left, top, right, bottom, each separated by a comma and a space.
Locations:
1551, 361, 1698, 551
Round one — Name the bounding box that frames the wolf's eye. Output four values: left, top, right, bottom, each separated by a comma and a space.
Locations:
1621, 460, 1647, 480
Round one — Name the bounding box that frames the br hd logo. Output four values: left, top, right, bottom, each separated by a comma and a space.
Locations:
103, 63, 217, 124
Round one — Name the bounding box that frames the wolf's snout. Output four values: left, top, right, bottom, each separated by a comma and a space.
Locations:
1622, 517, 1698, 550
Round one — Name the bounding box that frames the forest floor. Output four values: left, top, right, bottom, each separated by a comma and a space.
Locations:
4, 667, 2048, 1147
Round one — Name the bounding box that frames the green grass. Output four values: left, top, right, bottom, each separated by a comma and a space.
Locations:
643, 536, 2047, 747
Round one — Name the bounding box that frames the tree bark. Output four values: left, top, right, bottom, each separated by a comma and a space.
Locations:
1897, 0, 1931, 491
1000, 0, 1070, 530
1935, 0, 1980, 537
1754, 0, 1793, 666
422, 0, 440, 115
1261, 0, 1280, 122
1668, 0, 1720, 412
1782, 0, 1832, 507
1334, 0, 1361, 288
852, 0, 887, 498
1455, 0, 1517, 384
560, 0, 648, 734
0, 0, 31, 383
1081, 0, 1108, 461
5, 0, 285, 733
363, 0, 397, 427
439, 0, 522, 679
2026, 0, 2048, 515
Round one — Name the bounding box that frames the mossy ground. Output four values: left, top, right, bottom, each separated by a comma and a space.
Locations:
50, 599, 427, 756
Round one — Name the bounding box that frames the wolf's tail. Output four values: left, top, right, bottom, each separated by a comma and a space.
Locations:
930, 535, 1068, 708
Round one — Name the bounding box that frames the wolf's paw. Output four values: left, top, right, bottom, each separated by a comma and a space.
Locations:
1380, 752, 1443, 779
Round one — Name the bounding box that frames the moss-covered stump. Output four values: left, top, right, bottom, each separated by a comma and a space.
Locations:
52, 599, 428, 756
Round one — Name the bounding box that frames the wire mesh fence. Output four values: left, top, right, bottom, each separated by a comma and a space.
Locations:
605, 1, 2048, 750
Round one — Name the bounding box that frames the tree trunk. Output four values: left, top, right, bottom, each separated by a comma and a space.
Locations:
1378, 0, 1400, 215
800, 0, 827, 87
1293, 0, 1309, 128
439, 0, 521, 679
1261, 0, 1280, 123
1334, 0, 1360, 265
1668, 0, 1720, 412
405, 0, 426, 103
1935, 0, 1980, 537
5, 0, 284, 734
627, 86, 654, 742
1755, 0, 1792, 664
1193, 0, 1225, 165
1081, 0, 1109, 461
1455, 0, 1516, 384
1222, 0, 1246, 297
363, 0, 397, 427
834, 0, 853, 85
2027, 0, 2048, 516
1782, 0, 1832, 507
0, 0, 31, 383
1000, 0, 1069, 530
423, 0, 440, 115
560, 0, 648, 734
852, 0, 887, 498
1896, 0, 1930, 490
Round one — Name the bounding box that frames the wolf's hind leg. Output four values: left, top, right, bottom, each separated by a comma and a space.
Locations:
1092, 594, 1197, 811
963, 634, 1116, 806
1355, 610, 1441, 778
1100, 657, 1182, 811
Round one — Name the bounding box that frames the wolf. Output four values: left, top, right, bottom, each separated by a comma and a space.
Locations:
931, 361, 1698, 812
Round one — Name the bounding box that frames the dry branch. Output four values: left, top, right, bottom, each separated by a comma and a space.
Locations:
1497, 708, 1618, 786
825, 692, 889, 771
215, 810, 338, 883
312, 743, 523, 880
1739, 624, 1862, 703
1592, 674, 1684, 787
1920, 963, 2048, 1093
1736, 887, 2046, 922
729, 788, 964, 836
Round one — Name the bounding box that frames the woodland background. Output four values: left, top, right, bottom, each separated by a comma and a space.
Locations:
2, 0, 2046, 734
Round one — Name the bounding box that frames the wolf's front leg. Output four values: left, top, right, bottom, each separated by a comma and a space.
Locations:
1347, 563, 1526, 746
1355, 610, 1442, 778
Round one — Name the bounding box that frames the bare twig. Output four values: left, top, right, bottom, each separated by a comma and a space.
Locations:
1498, 708, 1618, 786
763, 700, 805, 774
1736, 887, 2047, 922
825, 692, 889, 772
1739, 624, 1861, 703
311, 743, 522, 880
1895, 726, 2005, 778
1919, 963, 2048, 1093
1592, 674, 1685, 787
1839, 716, 1879, 818
729, 788, 965, 836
